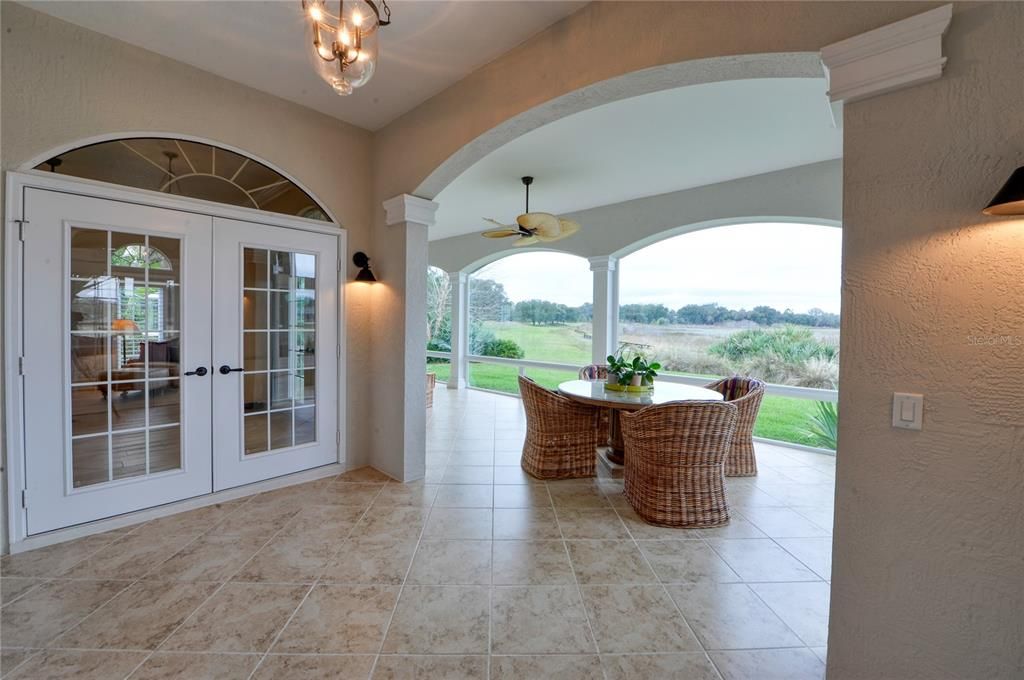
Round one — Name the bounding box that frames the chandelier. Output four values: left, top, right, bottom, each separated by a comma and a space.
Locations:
302, 0, 391, 96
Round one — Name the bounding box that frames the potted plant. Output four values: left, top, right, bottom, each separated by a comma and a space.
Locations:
605, 353, 660, 392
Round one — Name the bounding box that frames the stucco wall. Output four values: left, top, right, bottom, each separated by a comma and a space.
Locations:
0, 3, 377, 550
370, 1, 1022, 676
830, 3, 1024, 677
429, 160, 842, 273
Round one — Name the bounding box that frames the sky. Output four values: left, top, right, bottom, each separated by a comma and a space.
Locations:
471, 222, 842, 313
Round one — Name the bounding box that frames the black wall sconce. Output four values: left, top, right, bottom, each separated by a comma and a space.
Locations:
353, 251, 377, 282
983, 166, 1024, 215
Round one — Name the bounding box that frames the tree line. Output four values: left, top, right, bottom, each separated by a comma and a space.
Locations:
428, 271, 839, 341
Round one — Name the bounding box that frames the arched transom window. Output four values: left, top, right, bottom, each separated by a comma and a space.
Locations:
36, 137, 330, 221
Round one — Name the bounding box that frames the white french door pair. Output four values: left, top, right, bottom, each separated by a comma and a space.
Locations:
20, 188, 339, 535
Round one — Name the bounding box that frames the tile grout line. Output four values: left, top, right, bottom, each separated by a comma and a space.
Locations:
618, 502, 723, 679
115, 491, 333, 678
244, 482, 387, 680
367, 477, 435, 678
0, 499, 262, 679
552, 483, 608, 680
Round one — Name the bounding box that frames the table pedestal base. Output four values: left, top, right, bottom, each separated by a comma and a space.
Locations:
598, 447, 624, 474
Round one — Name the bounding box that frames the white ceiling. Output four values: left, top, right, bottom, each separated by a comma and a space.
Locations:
23, 0, 586, 131
431, 77, 842, 240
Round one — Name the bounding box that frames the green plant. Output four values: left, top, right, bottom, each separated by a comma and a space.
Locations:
800, 400, 838, 450
479, 338, 525, 359
606, 353, 661, 385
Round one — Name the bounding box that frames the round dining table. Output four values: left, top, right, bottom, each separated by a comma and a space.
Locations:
557, 379, 724, 466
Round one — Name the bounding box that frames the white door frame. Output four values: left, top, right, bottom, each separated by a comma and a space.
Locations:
4, 169, 347, 548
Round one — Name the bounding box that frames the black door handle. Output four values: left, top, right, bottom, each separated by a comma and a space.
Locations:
219, 365, 244, 375
184, 366, 208, 377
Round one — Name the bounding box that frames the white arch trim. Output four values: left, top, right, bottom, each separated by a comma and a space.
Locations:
609, 215, 841, 260
462, 246, 590, 275
17, 131, 341, 227
414, 52, 823, 199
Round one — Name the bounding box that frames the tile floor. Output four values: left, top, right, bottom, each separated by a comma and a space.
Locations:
0, 388, 834, 679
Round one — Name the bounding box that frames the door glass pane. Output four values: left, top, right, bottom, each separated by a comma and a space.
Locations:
241, 247, 317, 454
73, 436, 109, 488
69, 230, 184, 488
150, 426, 181, 474
244, 332, 268, 371
244, 291, 268, 329
72, 386, 108, 436
245, 414, 268, 454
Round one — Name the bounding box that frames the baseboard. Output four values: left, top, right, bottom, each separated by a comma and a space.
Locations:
8, 463, 344, 555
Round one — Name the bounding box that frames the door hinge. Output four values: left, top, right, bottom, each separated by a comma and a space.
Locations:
14, 219, 29, 241
336, 430, 341, 446
17, 356, 25, 375
336, 344, 341, 359
21, 490, 27, 509
337, 257, 342, 273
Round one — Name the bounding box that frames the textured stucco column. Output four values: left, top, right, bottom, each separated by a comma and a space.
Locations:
589, 255, 618, 364
447, 271, 468, 389
376, 194, 438, 482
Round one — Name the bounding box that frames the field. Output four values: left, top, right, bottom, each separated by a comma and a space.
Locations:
428, 321, 835, 449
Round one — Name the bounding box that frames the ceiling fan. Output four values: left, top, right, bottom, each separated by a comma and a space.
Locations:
480, 176, 581, 247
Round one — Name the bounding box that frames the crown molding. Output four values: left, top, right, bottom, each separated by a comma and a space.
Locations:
820, 3, 952, 105
383, 194, 439, 227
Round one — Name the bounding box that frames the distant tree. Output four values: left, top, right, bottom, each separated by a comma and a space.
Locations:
469, 278, 510, 321
426, 267, 452, 346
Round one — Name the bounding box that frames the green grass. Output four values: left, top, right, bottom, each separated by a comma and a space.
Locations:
481, 321, 592, 364
753, 395, 826, 448
427, 359, 832, 450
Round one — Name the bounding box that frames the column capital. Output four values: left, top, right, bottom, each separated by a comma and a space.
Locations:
449, 270, 469, 285
383, 194, 439, 227
588, 255, 617, 272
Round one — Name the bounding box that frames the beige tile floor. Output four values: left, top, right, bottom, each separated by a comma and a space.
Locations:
0, 388, 834, 679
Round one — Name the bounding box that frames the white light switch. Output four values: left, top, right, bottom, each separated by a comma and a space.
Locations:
892, 393, 923, 430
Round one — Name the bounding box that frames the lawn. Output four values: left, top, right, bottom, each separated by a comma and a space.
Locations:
480, 321, 592, 364
427, 359, 831, 450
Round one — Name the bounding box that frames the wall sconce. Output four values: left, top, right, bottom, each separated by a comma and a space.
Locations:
353, 251, 377, 282
983, 166, 1024, 215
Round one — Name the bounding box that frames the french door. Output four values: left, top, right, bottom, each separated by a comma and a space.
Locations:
20, 189, 339, 535
211, 218, 338, 490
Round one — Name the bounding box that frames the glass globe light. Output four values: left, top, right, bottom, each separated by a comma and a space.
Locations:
304, 0, 383, 96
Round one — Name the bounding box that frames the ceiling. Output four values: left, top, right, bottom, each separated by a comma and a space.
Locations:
23, 0, 586, 131
431, 77, 842, 241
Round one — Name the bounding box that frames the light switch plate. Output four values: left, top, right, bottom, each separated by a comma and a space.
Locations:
892, 392, 923, 430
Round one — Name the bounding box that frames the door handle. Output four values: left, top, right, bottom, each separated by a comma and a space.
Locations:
184, 366, 208, 377
219, 365, 244, 375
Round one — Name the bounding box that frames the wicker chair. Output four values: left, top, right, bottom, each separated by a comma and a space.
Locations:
518, 376, 601, 479
705, 377, 765, 476
578, 364, 612, 444
620, 400, 738, 528
578, 364, 608, 381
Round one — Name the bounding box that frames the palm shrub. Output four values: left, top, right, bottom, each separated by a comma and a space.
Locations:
800, 400, 838, 450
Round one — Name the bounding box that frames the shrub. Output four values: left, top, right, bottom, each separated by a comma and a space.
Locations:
709, 327, 836, 364
479, 338, 525, 359
800, 400, 838, 450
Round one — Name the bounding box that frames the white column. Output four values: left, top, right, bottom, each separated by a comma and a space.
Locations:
589, 255, 618, 365
376, 194, 438, 483
447, 270, 468, 389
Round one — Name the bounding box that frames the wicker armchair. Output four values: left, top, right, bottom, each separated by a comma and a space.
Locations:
620, 401, 738, 528
578, 365, 608, 381
578, 365, 612, 445
518, 376, 601, 479
705, 377, 765, 476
